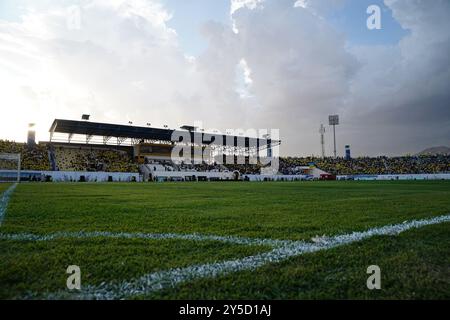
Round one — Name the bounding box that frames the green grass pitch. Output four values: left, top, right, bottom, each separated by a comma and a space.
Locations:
0, 181, 449, 299
0, 183, 12, 194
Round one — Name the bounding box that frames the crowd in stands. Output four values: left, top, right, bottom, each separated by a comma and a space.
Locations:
54, 146, 138, 173
0, 140, 50, 170
0, 140, 138, 173
145, 160, 177, 172
225, 163, 262, 174
180, 162, 226, 172
1, 139, 449, 176
145, 160, 227, 173
137, 155, 450, 176
213, 155, 450, 175
279, 155, 450, 175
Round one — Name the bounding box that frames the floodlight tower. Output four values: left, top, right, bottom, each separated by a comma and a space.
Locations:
319, 124, 326, 158
27, 123, 36, 146
328, 115, 339, 158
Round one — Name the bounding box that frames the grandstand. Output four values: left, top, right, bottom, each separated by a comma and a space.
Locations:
46, 118, 280, 181
1, 118, 450, 182
52, 144, 138, 173
0, 140, 49, 171
279, 156, 450, 176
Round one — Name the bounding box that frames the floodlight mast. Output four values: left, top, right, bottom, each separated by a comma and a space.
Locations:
319, 124, 326, 158
333, 125, 336, 158
328, 115, 339, 158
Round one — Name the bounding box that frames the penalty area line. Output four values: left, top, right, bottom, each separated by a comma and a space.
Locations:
26, 214, 450, 300
0, 230, 293, 248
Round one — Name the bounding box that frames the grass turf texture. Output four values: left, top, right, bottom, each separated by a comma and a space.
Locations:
0, 183, 12, 194
2, 181, 450, 239
0, 181, 449, 299
0, 238, 267, 299
147, 223, 450, 299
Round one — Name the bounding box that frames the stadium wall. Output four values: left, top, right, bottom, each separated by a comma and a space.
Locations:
244, 174, 311, 181
0, 170, 141, 182
337, 173, 450, 181
150, 170, 234, 181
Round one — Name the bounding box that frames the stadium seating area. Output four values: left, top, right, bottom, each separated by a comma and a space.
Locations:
2, 139, 449, 176
0, 140, 138, 173
225, 163, 262, 174
0, 140, 50, 170
145, 155, 450, 175
180, 162, 227, 172
145, 160, 227, 173
54, 146, 138, 172
279, 155, 450, 175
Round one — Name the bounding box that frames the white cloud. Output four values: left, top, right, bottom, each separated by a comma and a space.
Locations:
343, 0, 450, 155
0, 0, 448, 156
215, 0, 450, 155
230, 0, 264, 15
0, 0, 236, 142
219, 0, 359, 155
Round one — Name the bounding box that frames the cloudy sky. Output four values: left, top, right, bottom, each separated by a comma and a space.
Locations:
0, 0, 449, 156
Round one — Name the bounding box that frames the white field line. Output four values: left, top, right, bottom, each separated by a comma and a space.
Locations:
0, 230, 293, 248
20, 214, 450, 300
0, 183, 17, 226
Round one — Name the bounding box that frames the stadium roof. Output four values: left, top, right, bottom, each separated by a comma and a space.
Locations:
49, 119, 280, 149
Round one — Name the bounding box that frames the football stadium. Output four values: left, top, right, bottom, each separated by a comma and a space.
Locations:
0, 118, 449, 300
0, 0, 449, 308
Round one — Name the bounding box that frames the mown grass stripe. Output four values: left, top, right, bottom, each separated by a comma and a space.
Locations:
0, 183, 17, 226
25, 214, 450, 300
